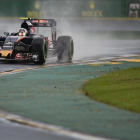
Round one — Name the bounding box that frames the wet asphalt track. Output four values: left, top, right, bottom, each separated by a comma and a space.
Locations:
0, 19, 140, 140
1, 18, 140, 73
1, 39, 140, 73
0, 117, 81, 140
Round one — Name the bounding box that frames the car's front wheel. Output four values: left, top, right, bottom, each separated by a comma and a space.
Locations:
32, 38, 47, 64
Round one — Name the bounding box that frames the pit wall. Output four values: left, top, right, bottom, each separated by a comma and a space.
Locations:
0, 0, 140, 18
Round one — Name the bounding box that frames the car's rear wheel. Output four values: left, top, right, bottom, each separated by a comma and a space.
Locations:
32, 38, 47, 64
56, 36, 74, 62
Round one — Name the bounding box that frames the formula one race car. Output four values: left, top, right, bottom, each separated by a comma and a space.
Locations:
0, 18, 74, 64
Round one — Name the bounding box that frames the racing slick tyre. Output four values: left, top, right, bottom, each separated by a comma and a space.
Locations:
56, 36, 74, 62
32, 38, 47, 64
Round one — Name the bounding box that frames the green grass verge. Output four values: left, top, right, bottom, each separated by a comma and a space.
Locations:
83, 66, 140, 113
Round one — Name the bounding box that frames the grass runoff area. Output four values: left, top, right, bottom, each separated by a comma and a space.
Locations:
83, 66, 140, 113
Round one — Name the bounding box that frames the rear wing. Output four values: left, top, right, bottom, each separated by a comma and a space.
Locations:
20, 18, 57, 41
28, 19, 56, 27
20, 18, 56, 27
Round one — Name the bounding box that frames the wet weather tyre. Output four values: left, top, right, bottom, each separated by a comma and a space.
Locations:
32, 38, 47, 64
56, 36, 74, 62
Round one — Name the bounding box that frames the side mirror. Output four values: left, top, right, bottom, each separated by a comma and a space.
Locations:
4, 32, 9, 36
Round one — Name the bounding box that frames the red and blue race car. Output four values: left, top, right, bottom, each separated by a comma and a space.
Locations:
0, 18, 74, 64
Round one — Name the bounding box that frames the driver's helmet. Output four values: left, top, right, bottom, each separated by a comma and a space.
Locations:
18, 28, 27, 36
